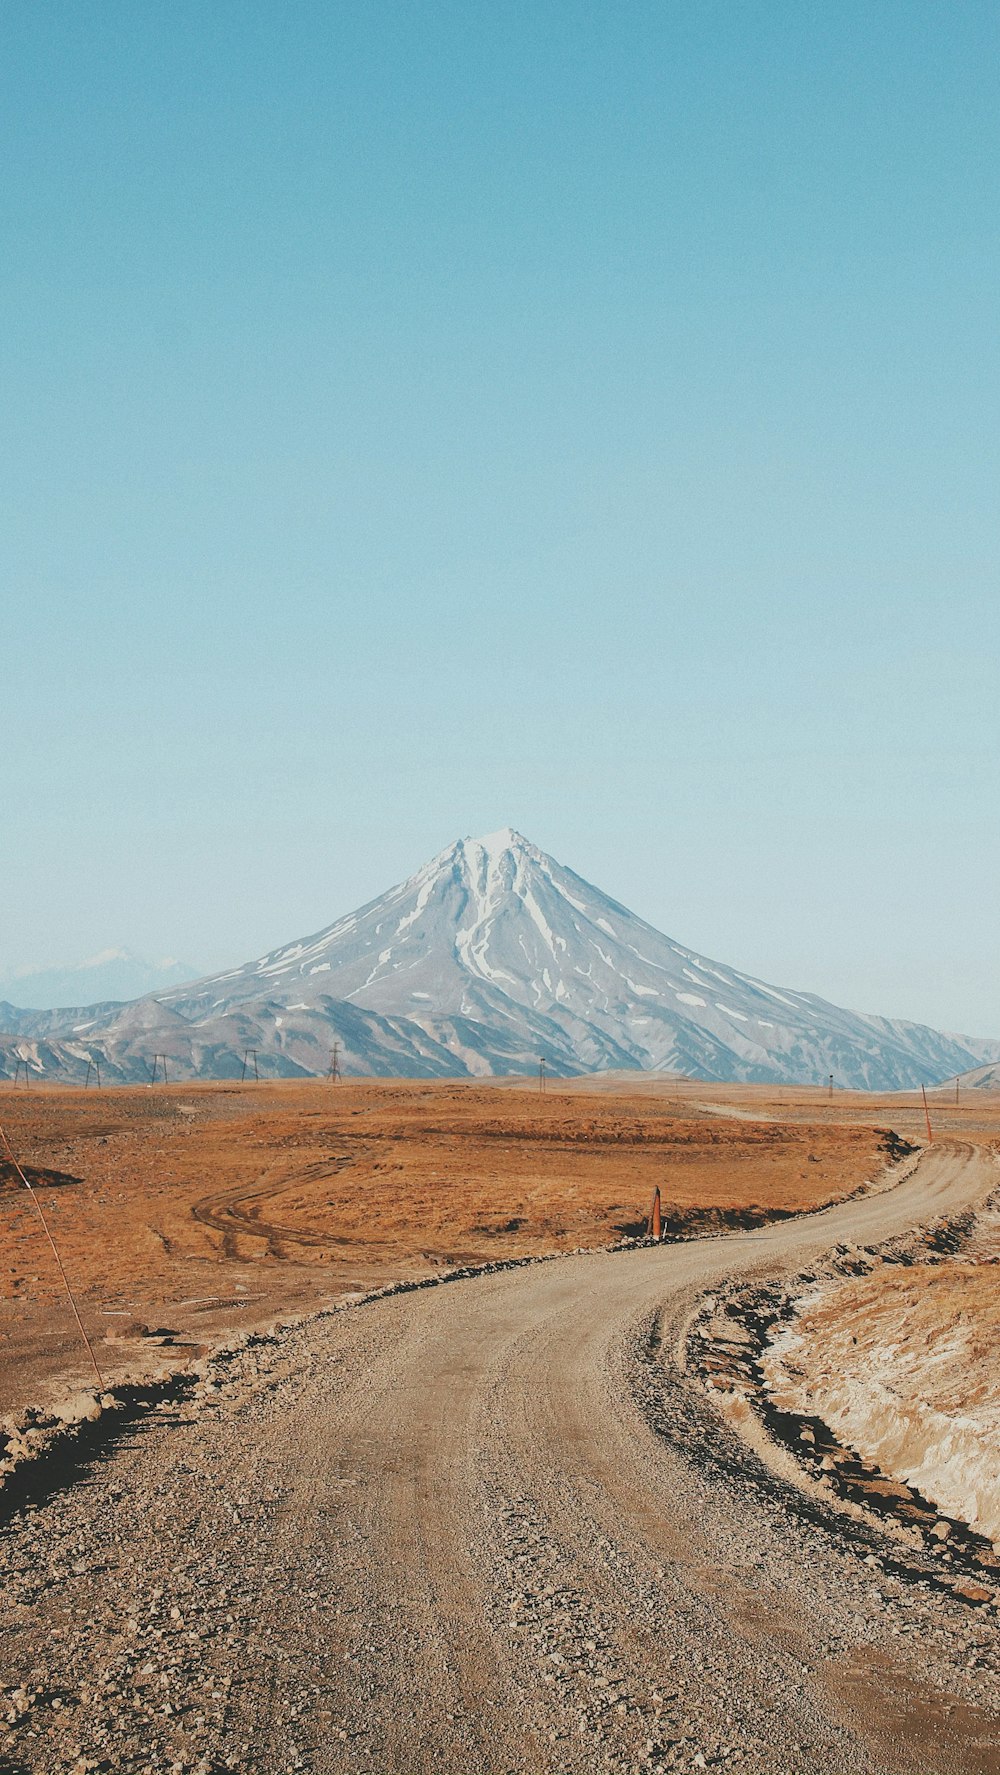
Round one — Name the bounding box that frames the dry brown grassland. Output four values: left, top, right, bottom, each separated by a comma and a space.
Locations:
0, 1074, 943, 1415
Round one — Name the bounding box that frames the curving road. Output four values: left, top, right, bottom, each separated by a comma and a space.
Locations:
3, 1142, 1000, 1775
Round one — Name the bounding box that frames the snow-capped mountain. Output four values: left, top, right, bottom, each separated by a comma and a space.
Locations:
4, 828, 998, 1089
0, 948, 195, 1010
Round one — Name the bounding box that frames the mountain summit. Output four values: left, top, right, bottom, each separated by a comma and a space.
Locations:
4, 830, 998, 1087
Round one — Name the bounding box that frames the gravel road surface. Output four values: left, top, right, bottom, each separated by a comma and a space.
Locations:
3, 1141, 999, 1775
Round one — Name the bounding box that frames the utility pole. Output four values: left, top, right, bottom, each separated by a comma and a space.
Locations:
241, 1048, 259, 1083
955, 1076, 960, 1108
539, 1057, 547, 1094
328, 1042, 342, 1082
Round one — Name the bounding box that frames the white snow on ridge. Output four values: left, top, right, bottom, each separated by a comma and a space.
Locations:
522, 887, 557, 953
736, 975, 802, 1010
395, 868, 437, 936
624, 977, 657, 998
553, 881, 588, 914
87, 824, 1000, 1092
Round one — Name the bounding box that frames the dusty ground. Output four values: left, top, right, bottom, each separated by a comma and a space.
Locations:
3, 1078, 1000, 1775
0, 1077, 898, 1414
762, 1155, 1000, 1549
3, 1144, 1000, 1775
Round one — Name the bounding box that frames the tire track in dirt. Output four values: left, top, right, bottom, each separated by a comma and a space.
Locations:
191, 1151, 365, 1257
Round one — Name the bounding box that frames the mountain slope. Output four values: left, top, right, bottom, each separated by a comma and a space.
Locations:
150, 827, 998, 1088
948, 1060, 1000, 1092
5, 827, 996, 1089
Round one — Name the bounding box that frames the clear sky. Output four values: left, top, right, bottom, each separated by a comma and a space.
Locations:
3, 2, 998, 1033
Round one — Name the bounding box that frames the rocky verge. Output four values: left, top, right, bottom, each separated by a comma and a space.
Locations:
688, 1153, 1000, 1605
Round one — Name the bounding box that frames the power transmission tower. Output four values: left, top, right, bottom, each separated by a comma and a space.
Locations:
241, 1048, 259, 1082
328, 1042, 342, 1082
84, 1057, 102, 1089
149, 1054, 168, 1086
12, 1057, 30, 1088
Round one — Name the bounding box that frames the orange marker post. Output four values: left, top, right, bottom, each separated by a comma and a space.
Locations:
647, 1186, 662, 1242
921, 1084, 933, 1144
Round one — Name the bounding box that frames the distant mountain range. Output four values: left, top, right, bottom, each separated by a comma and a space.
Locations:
0, 949, 196, 1011
949, 1061, 1000, 1093
2, 829, 998, 1090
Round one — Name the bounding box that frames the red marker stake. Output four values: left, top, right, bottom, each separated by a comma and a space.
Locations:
921, 1084, 933, 1144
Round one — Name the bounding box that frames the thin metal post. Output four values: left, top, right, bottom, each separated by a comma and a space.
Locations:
0, 1119, 105, 1389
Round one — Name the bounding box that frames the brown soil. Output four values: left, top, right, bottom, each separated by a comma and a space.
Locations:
5, 1144, 1000, 1775
0, 1076, 917, 1414
763, 1213, 1000, 1548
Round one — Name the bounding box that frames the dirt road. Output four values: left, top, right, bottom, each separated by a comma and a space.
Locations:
3, 1142, 999, 1774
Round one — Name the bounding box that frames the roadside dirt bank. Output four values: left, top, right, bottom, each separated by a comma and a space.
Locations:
2, 1142, 1000, 1775
692, 1146, 1000, 1566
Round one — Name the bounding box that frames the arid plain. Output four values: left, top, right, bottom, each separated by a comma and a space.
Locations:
0, 1075, 916, 1413
4, 1076, 1000, 1774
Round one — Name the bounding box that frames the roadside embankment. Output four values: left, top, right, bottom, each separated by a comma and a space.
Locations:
689, 1145, 1000, 1596
762, 1179, 1000, 1548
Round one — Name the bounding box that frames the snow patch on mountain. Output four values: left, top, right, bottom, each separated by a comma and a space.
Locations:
4, 829, 999, 1087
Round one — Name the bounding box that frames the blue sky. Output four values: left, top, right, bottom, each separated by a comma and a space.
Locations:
3, 2, 998, 1032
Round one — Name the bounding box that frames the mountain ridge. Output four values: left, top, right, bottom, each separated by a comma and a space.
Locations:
2, 829, 997, 1089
